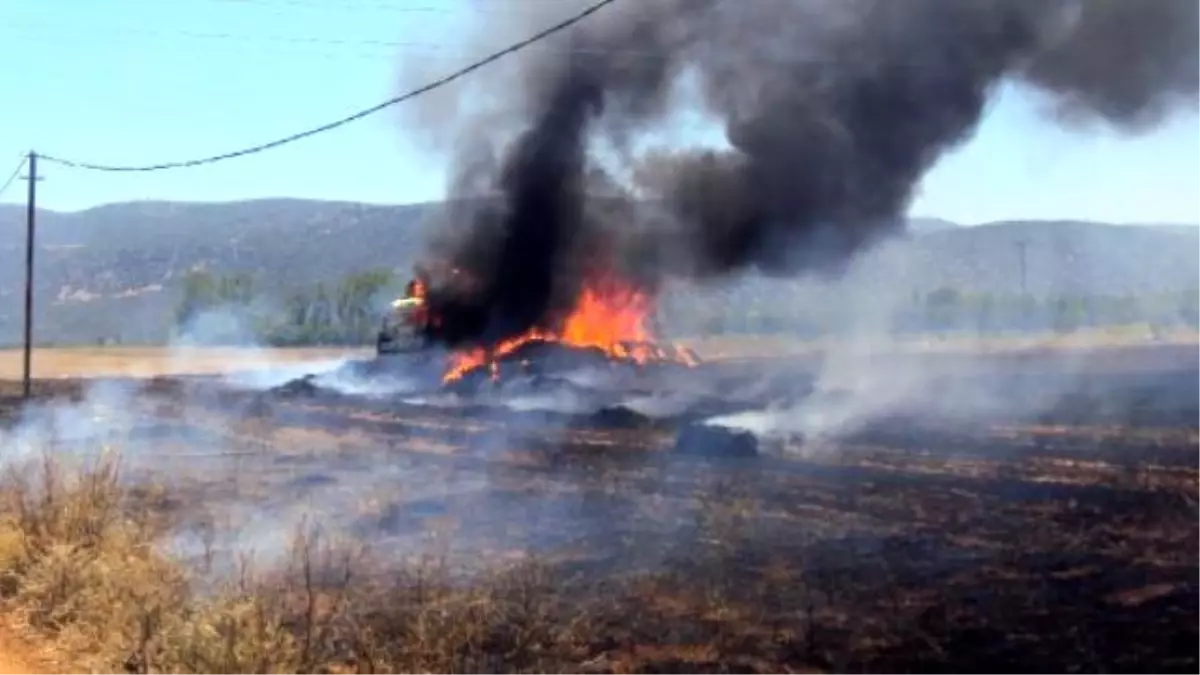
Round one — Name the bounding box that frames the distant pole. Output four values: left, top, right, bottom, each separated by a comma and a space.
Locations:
1017, 239, 1028, 296
21, 151, 41, 399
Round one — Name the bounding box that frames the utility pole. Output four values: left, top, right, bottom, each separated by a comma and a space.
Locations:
1016, 239, 1029, 296
21, 151, 41, 399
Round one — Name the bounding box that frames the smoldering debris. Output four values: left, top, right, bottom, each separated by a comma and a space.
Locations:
270, 374, 323, 399
256, 357, 427, 399
673, 422, 760, 459
247, 350, 776, 433
401, 0, 1198, 347
220, 358, 345, 392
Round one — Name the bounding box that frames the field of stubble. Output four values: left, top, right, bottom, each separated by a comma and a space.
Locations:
0, 342, 1196, 673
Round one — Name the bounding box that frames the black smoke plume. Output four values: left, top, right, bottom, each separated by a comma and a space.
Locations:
401, 0, 1198, 348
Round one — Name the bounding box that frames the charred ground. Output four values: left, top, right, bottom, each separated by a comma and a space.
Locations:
0, 342, 1195, 672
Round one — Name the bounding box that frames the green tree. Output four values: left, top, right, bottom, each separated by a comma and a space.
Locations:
176, 270, 255, 328
1179, 288, 1199, 328
924, 286, 961, 331
255, 269, 397, 346
1110, 295, 1142, 326
175, 270, 219, 328
974, 292, 997, 335
1052, 295, 1087, 334
335, 269, 395, 342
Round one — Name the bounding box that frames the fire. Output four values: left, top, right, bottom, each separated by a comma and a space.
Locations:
442, 275, 698, 384
401, 276, 432, 328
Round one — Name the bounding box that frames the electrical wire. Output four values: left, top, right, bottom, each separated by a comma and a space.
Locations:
0, 156, 29, 199
39, 0, 619, 173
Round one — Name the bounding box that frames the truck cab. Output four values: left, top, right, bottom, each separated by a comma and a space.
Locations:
377, 296, 428, 355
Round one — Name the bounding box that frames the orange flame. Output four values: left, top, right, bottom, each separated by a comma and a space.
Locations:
441, 275, 698, 384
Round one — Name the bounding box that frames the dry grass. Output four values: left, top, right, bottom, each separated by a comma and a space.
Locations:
0, 361, 1195, 673
0, 326, 1193, 381
0, 443, 1195, 673
0, 347, 369, 380
0, 452, 824, 674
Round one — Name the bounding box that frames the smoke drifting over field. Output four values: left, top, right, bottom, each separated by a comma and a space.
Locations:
401, 0, 1198, 347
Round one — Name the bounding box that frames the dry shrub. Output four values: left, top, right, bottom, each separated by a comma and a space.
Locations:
262, 529, 609, 673
0, 450, 189, 671
0, 452, 601, 673
0, 450, 824, 673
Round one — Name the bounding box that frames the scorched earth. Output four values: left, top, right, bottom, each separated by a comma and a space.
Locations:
0, 340, 1195, 672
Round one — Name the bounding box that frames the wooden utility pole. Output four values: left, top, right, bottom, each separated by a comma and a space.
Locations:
21, 151, 41, 399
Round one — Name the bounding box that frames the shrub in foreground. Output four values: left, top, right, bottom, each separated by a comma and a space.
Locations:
0, 451, 811, 673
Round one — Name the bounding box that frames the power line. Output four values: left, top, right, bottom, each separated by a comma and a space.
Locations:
0, 156, 29, 199
39, 0, 619, 173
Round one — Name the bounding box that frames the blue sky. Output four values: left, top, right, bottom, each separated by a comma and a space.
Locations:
0, 0, 1197, 226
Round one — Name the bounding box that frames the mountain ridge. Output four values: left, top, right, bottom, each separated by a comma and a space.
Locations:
0, 199, 1196, 345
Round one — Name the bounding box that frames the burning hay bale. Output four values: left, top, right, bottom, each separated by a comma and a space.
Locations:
673, 422, 759, 459
441, 340, 700, 396
376, 262, 702, 396
436, 282, 701, 388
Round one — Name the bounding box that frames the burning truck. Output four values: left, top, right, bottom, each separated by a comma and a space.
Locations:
375, 263, 701, 389
376, 271, 435, 357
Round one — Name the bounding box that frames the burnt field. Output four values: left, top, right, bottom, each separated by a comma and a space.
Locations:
0, 342, 1197, 673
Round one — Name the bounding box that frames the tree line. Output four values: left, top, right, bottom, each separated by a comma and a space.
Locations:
174, 268, 400, 346
661, 286, 1200, 339
175, 270, 1200, 347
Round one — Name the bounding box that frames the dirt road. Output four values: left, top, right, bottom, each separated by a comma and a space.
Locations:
0, 346, 367, 380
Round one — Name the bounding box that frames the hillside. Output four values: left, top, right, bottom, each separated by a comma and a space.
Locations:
0, 199, 1196, 345
0, 199, 431, 345
870, 219, 1200, 297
